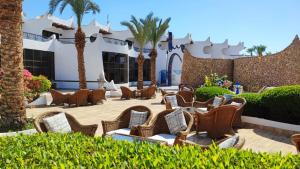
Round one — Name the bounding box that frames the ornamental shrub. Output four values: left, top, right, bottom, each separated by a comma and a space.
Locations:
261, 85, 300, 124
235, 93, 265, 118
0, 133, 298, 168
32, 75, 52, 93
195, 86, 233, 101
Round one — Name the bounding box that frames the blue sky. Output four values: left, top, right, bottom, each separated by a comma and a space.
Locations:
23, 0, 300, 53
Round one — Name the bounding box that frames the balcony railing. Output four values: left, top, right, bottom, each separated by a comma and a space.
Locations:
103, 37, 127, 46
23, 32, 51, 42
133, 47, 152, 54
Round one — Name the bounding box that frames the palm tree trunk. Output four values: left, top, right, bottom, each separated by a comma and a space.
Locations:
137, 53, 144, 89
75, 28, 87, 89
150, 49, 157, 85
0, 0, 26, 128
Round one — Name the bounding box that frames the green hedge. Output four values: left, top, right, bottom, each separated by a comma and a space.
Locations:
196, 85, 300, 124
235, 93, 266, 118
261, 85, 300, 124
0, 133, 298, 168
195, 87, 233, 101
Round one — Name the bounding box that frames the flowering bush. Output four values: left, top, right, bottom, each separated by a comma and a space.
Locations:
23, 69, 51, 102
203, 73, 233, 89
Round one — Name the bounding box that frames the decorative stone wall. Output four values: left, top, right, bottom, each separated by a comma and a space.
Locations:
181, 51, 233, 87
181, 36, 300, 91
234, 36, 300, 91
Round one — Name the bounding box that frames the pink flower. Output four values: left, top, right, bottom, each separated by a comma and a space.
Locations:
23, 69, 32, 79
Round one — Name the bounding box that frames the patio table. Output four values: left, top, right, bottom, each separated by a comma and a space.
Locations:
107, 133, 168, 146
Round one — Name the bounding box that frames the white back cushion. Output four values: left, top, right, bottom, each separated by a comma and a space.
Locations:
128, 110, 148, 128
164, 109, 187, 135
165, 95, 178, 108
212, 96, 223, 108
43, 113, 71, 133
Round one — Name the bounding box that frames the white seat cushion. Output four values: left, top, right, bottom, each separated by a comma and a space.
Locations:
165, 95, 178, 108
148, 134, 177, 145
128, 110, 148, 128
106, 128, 131, 135
183, 87, 192, 91
230, 101, 242, 107
218, 135, 239, 149
164, 109, 187, 135
43, 113, 71, 133
196, 107, 208, 113
212, 96, 223, 107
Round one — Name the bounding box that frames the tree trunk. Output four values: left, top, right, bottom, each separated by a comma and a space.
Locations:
137, 53, 144, 89
150, 49, 157, 85
75, 28, 87, 89
0, 0, 26, 128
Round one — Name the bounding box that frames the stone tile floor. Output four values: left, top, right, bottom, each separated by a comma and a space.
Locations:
26, 95, 297, 155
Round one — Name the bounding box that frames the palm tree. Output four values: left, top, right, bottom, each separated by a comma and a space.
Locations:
255, 45, 267, 56
0, 0, 26, 128
121, 15, 151, 89
246, 47, 255, 56
49, 0, 100, 89
143, 13, 171, 85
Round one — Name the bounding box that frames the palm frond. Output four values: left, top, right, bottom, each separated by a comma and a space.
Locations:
49, 0, 64, 14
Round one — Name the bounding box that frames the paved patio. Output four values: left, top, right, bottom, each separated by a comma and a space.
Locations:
26, 94, 297, 155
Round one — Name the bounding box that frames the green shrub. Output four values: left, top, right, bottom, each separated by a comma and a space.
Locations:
235, 93, 265, 118
0, 133, 298, 168
261, 85, 300, 124
195, 86, 233, 101
32, 75, 51, 93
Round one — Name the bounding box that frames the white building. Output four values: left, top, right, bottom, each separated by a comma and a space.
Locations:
21, 14, 245, 89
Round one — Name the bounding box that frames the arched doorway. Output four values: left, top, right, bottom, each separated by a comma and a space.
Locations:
167, 53, 182, 86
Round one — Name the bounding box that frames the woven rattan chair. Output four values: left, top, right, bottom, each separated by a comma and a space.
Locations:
50, 89, 69, 105
179, 84, 194, 92
101, 105, 152, 136
225, 98, 247, 127
34, 111, 98, 136
194, 96, 226, 111
68, 89, 89, 107
291, 134, 300, 153
141, 85, 157, 99
120, 86, 136, 100
160, 89, 175, 104
178, 134, 245, 150
138, 109, 194, 145
178, 90, 194, 103
88, 89, 106, 105
196, 105, 237, 139
164, 94, 193, 109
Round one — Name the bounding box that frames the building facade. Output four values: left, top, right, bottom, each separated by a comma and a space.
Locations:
19, 14, 245, 89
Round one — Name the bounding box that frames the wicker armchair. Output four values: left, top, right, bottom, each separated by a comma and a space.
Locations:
178, 84, 194, 92
291, 134, 300, 152
196, 105, 237, 139
120, 86, 136, 100
178, 90, 194, 103
138, 109, 194, 145
194, 96, 226, 111
88, 89, 106, 105
68, 89, 89, 107
178, 134, 245, 150
225, 98, 247, 127
102, 105, 152, 136
163, 94, 193, 110
141, 85, 157, 99
34, 111, 98, 136
50, 89, 69, 105
160, 89, 175, 104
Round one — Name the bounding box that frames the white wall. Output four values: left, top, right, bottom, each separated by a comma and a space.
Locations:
23, 39, 55, 51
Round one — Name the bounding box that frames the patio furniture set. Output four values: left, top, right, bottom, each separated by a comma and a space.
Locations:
50, 89, 106, 107
120, 85, 157, 100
